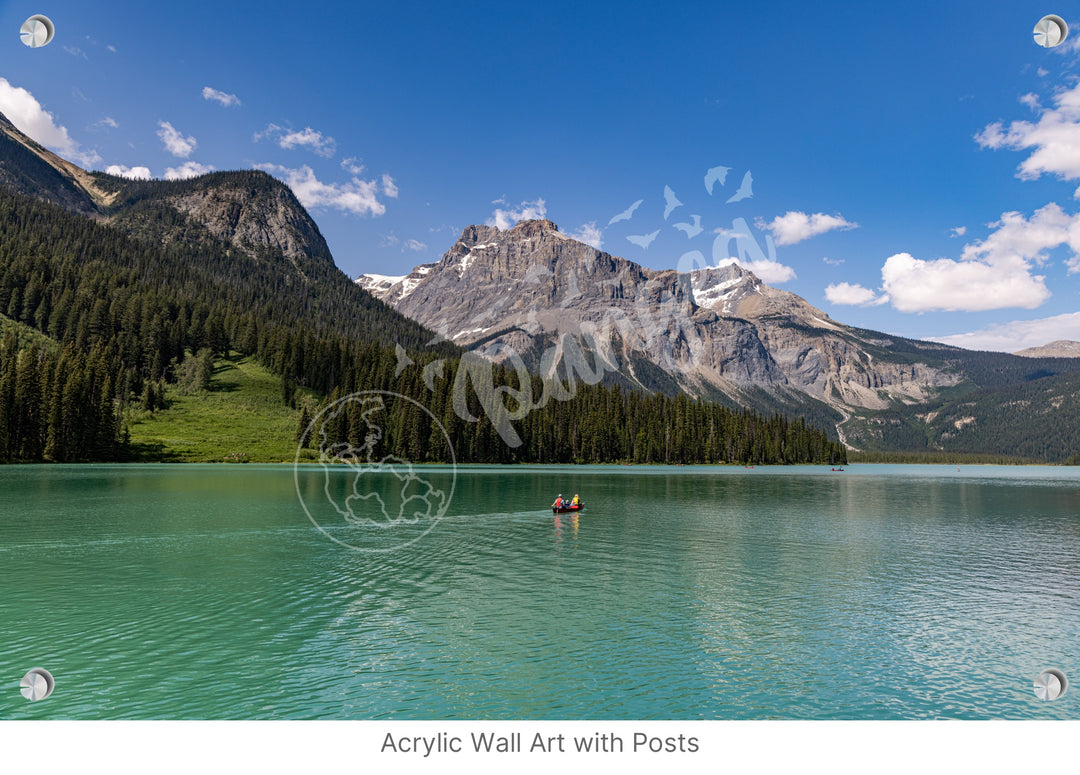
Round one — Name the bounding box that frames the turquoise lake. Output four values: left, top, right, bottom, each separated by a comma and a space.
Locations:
2, 463, 1079, 719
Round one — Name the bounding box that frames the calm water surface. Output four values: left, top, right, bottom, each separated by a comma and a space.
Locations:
2, 464, 1079, 719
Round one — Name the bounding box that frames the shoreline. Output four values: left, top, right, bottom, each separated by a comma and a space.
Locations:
1, 460, 1073, 469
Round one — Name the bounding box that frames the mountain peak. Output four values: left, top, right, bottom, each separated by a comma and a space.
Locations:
97, 169, 333, 265
508, 218, 560, 236
0, 111, 334, 269
358, 217, 960, 416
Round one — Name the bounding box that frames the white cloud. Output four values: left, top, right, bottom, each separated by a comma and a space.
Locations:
256, 123, 335, 157
739, 260, 796, 284
930, 312, 1080, 353
975, 121, 1007, 148
875, 203, 1080, 312
202, 86, 241, 107
568, 221, 603, 249
63, 45, 88, 60
279, 127, 335, 156
824, 282, 888, 307
157, 121, 197, 158
256, 163, 387, 217
697, 219, 798, 283
0, 78, 102, 167
488, 198, 547, 230
880, 251, 1049, 313
713, 257, 796, 284
381, 174, 398, 198
1038, 67, 1049, 77
404, 239, 427, 251
961, 203, 1080, 266
757, 211, 858, 246
822, 256, 845, 266
1019, 92, 1041, 110
976, 81, 1080, 180
105, 164, 151, 180
949, 226, 967, 238
164, 161, 215, 180
341, 157, 365, 175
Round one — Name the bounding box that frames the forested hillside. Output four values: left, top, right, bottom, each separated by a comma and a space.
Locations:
843, 369, 1080, 462
0, 189, 846, 465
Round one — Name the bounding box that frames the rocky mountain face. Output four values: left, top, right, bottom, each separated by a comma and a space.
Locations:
96, 171, 334, 268
358, 220, 965, 430
361, 220, 787, 396
0, 110, 332, 268
1015, 340, 1080, 358
689, 263, 960, 409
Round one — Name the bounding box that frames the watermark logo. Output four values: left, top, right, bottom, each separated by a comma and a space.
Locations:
294, 391, 456, 552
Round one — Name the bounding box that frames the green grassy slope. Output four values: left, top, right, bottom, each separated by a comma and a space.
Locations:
0, 312, 57, 350
126, 353, 302, 462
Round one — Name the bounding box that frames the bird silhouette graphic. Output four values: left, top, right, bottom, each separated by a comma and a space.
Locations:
663, 186, 683, 220
394, 344, 415, 377
627, 230, 660, 249
725, 171, 753, 203
704, 166, 731, 195
608, 199, 644, 225
674, 214, 703, 238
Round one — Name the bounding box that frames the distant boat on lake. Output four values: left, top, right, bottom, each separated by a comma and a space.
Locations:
552, 503, 584, 514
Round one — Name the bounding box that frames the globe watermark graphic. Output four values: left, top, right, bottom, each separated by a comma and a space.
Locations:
294, 390, 456, 552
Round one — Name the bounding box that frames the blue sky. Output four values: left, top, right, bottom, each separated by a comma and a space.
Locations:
2, 0, 1080, 351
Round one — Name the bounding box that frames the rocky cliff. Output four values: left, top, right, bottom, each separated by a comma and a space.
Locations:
359, 219, 962, 421
96, 170, 334, 268
689, 262, 959, 409
361, 220, 789, 395
0, 110, 333, 269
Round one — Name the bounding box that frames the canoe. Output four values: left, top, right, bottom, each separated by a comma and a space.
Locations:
552, 504, 583, 514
